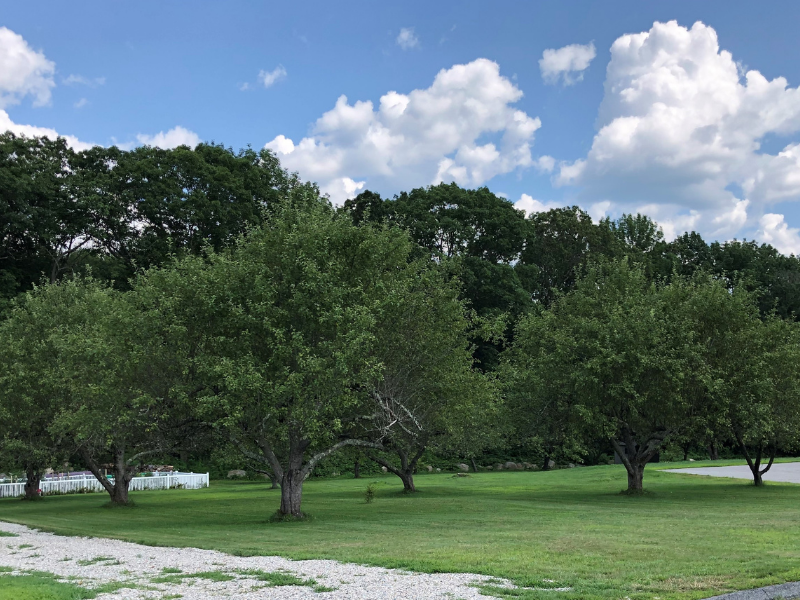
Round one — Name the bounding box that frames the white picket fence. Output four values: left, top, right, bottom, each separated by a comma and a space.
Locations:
0, 472, 209, 499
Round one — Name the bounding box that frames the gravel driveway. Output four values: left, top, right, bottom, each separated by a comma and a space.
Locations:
662, 462, 800, 483
0, 521, 524, 599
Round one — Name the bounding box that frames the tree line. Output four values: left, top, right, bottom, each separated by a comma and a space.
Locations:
1, 132, 799, 518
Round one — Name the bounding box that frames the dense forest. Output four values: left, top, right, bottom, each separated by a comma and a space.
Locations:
2, 133, 799, 517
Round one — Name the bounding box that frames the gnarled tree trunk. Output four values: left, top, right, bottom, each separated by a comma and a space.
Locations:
369, 446, 425, 493
353, 459, 361, 479
81, 446, 138, 505
736, 435, 775, 487
611, 426, 667, 493
23, 467, 42, 501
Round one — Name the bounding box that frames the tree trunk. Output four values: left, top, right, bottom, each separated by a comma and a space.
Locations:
353, 459, 361, 479
368, 446, 424, 493
269, 473, 279, 489
81, 446, 136, 505
279, 469, 304, 518
23, 468, 41, 501
399, 471, 416, 492
470, 457, 478, 473
736, 435, 774, 487
708, 441, 719, 461
542, 453, 551, 471
627, 464, 644, 491
612, 427, 667, 493
110, 457, 135, 505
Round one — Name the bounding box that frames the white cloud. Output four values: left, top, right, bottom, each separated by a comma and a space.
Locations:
135, 126, 201, 149
0, 109, 93, 150
539, 42, 596, 86
514, 194, 563, 217
74, 97, 88, 109
63, 74, 105, 88
534, 155, 556, 173
757, 213, 800, 256
259, 65, 287, 88
0, 26, 55, 108
397, 28, 419, 50
266, 58, 540, 205
556, 20, 800, 244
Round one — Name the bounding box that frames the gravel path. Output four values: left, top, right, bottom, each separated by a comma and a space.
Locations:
662, 462, 800, 484
0, 521, 521, 599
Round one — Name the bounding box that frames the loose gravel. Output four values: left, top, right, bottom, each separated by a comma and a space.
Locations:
0, 521, 520, 599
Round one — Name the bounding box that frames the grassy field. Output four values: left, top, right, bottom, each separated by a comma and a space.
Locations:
1, 462, 799, 600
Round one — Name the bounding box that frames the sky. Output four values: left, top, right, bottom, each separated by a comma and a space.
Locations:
3, 1, 800, 252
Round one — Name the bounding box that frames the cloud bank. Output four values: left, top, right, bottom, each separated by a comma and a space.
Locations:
266, 58, 541, 204
555, 21, 800, 253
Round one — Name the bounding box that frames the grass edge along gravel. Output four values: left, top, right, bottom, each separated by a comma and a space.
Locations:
1, 462, 800, 600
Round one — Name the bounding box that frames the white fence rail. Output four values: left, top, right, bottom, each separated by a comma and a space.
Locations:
0, 472, 209, 499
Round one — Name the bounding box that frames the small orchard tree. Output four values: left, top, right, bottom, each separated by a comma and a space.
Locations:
507, 260, 697, 492
357, 264, 498, 492
23, 279, 173, 505
0, 292, 70, 499
137, 203, 444, 518
0, 278, 172, 505
724, 317, 800, 485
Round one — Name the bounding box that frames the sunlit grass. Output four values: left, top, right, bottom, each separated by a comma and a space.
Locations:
1, 461, 798, 600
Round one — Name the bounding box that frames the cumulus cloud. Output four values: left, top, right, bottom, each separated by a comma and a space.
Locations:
135, 126, 201, 149
556, 20, 800, 246
259, 65, 287, 88
539, 42, 596, 85
0, 26, 55, 108
396, 28, 419, 50
266, 58, 541, 205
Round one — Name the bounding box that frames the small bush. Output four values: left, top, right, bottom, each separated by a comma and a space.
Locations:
364, 482, 378, 503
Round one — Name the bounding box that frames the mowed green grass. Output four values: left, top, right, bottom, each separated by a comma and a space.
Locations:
2, 463, 800, 600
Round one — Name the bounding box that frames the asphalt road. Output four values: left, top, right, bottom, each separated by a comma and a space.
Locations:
663, 462, 800, 483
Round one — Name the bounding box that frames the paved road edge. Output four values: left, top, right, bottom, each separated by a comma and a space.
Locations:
705, 582, 800, 600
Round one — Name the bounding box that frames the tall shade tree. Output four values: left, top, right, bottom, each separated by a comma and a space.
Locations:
138, 203, 446, 518
506, 260, 697, 492
517, 207, 620, 308
0, 133, 87, 311
344, 184, 531, 370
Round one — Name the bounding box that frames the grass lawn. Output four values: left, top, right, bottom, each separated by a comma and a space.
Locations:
0, 569, 94, 600
1, 462, 799, 600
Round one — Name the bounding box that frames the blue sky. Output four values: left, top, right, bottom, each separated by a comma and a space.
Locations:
3, 2, 800, 252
